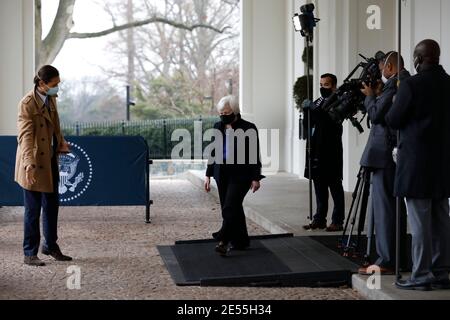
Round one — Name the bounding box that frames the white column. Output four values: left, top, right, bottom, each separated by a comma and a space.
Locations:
240, 0, 289, 173
286, 0, 307, 176
240, 0, 254, 118
441, 0, 450, 72
0, 0, 34, 136
407, 0, 450, 72
400, 0, 414, 73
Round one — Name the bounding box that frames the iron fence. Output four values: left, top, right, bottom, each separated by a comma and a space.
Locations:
61, 117, 218, 160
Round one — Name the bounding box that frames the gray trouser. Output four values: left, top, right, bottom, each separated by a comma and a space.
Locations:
405, 198, 450, 282
372, 167, 396, 268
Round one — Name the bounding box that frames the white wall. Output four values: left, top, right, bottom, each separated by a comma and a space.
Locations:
0, 0, 34, 135
401, 0, 450, 72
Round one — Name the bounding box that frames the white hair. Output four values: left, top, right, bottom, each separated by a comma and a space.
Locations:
217, 95, 240, 114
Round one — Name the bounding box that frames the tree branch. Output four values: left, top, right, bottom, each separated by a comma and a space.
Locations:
40, 0, 76, 66
68, 16, 231, 39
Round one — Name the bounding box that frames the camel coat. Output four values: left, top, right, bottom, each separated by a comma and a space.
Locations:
15, 89, 65, 193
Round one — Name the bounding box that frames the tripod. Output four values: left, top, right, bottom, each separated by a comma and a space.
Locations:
340, 165, 409, 269
340, 167, 371, 260
305, 36, 313, 223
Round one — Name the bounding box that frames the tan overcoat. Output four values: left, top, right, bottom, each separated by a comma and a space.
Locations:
15, 89, 65, 193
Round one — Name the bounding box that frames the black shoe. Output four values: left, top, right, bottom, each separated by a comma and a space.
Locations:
215, 242, 228, 257
212, 232, 220, 241
42, 247, 73, 261
229, 244, 250, 251
358, 265, 395, 276
326, 224, 344, 232
24, 256, 46, 267
303, 221, 327, 230
395, 279, 432, 291
432, 278, 450, 290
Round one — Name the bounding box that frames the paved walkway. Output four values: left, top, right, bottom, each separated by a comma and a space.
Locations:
0, 180, 361, 300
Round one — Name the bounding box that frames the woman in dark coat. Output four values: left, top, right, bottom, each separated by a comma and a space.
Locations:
205, 95, 264, 256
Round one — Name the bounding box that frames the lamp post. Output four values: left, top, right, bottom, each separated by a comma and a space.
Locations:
126, 85, 136, 121
226, 79, 233, 95
204, 95, 214, 113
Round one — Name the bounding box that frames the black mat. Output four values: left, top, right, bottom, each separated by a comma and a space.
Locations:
172, 240, 291, 281
158, 234, 359, 287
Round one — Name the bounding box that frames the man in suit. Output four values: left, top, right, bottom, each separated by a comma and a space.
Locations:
358, 52, 410, 275
386, 39, 450, 291
302, 74, 345, 232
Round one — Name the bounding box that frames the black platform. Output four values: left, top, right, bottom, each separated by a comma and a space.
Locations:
158, 234, 360, 287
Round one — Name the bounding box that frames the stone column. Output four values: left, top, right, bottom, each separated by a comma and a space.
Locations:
0, 0, 35, 135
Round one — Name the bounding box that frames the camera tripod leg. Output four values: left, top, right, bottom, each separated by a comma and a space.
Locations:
356, 170, 371, 252
341, 167, 364, 247
343, 170, 366, 255
342, 168, 363, 237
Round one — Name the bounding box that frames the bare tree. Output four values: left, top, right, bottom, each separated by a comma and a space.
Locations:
121, 0, 240, 118
35, 0, 230, 68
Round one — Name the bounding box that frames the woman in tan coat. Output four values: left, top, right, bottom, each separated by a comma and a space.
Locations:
15, 65, 72, 266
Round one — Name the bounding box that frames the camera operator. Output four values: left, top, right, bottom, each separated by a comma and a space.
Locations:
386, 39, 450, 291
358, 51, 410, 276
302, 74, 345, 232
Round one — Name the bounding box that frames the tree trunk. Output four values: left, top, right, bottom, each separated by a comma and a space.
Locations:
37, 0, 76, 68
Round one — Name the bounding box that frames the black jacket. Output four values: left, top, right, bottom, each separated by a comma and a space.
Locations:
360, 70, 411, 169
206, 115, 264, 183
304, 97, 343, 181
385, 65, 450, 198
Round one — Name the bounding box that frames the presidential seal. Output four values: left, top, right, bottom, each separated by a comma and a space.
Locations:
58, 142, 93, 203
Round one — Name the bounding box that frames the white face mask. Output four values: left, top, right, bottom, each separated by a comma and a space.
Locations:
381, 52, 395, 84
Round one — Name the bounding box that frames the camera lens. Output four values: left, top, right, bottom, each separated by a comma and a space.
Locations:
300, 3, 315, 13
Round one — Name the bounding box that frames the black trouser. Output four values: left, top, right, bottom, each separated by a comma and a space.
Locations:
23, 156, 60, 257
215, 176, 252, 248
312, 176, 345, 225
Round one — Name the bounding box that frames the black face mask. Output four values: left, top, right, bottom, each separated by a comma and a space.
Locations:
320, 87, 333, 99
220, 114, 236, 125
